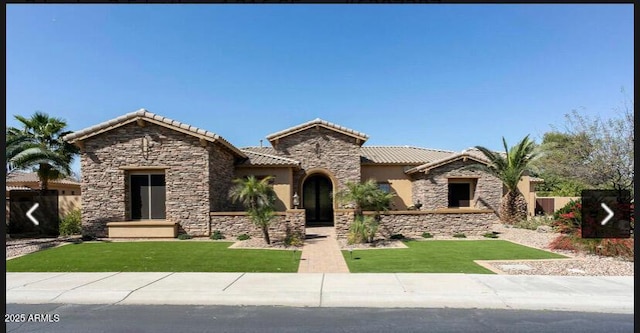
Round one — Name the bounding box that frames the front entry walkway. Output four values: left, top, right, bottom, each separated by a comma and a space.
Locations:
297, 226, 350, 273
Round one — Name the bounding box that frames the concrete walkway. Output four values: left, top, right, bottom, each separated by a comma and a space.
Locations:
5, 272, 633, 313
297, 226, 350, 273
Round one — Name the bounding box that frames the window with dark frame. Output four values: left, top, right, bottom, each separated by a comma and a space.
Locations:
448, 182, 471, 208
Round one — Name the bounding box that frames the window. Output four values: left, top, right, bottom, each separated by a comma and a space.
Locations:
130, 173, 166, 220
447, 178, 477, 208
377, 182, 391, 193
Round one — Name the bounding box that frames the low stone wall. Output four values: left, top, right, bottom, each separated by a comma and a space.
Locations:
335, 209, 499, 239
209, 209, 305, 241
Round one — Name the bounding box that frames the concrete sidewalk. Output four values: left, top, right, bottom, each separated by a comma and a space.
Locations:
6, 272, 633, 314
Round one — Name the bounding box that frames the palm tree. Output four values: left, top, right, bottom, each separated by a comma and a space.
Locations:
334, 179, 396, 243
6, 112, 79, 190
229, 175, 277, 244
335, 179, 395, 217
473, 135, 539, 224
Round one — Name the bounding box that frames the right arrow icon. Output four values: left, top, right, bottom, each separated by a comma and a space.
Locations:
600, 202, 614, 226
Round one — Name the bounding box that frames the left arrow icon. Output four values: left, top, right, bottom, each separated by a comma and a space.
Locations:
27, 203, 40, 226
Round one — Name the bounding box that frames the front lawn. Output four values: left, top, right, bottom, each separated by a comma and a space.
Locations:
342, 240, 567, 273
6, 242, 301, 273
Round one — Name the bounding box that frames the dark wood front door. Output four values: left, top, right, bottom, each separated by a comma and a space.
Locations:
303, 175, 333, 226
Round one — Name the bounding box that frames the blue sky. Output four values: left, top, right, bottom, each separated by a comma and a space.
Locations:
6, 5, 633, 174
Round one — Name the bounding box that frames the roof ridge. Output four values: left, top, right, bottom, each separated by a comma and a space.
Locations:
266, 118, 369, 142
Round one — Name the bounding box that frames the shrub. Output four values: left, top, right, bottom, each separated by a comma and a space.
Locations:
513, 215, 554, 230
284, 233, 303, 247
552, 200, 582, 234
597, 238, 634, 261
177, 233, 192, 240
483, 232, 499, 238
422, 232, 433, 238
210, 230, 225, 240
237, 234, 251, 241
347, 216, 379, 244
548, 234, 578, 251
81, 234, 95, 241
452, 233, 466, 238
59, 209, 82, 236
389, 234, 405, 240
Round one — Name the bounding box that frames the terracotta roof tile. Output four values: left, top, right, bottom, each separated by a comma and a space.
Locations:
238, 148, 300, 167
62, 109, 245, 158
360, 146, 455, 165
6, 171, 80, 185
266, 118, 369, 143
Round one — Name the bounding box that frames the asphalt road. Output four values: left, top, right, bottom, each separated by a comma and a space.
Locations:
5, 304, 635, 333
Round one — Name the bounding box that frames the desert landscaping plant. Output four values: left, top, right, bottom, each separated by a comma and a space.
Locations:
472, 135, 539, 224
335, 179, 395, 244
229, 175, 277, 244
210, 230, 225, 240
59, 208, 81, 236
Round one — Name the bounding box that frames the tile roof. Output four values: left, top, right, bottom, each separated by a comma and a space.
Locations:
6, 171, 80, 185
6, 185, 33, 192
238, 149, 301, 167
266, 118, 369, 144
405, 150, 491, 174
360, 146, 455, 165
62, 109, 246, 158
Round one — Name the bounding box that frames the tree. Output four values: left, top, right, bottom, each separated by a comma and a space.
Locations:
533, 95, 634, 195
5, 111, 79, 190
334, 179, 396, 243
474, 135, 539, 224
229, 175, 277, 244
559, 104, 633, 193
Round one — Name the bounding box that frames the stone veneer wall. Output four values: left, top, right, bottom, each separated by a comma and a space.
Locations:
334, 209, 498, 239
411, 160, 502, 212
80, 122, 235, 237
272, 127, 361, 193
209, 144, 236, 212
210, 209, 305, 241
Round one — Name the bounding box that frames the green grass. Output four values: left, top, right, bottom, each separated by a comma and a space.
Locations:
6, 242, 301, 273
342, 240, 567, 273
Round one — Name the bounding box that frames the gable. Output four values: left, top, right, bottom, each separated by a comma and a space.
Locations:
266, 118, 368, 147
63, 109, 246, 158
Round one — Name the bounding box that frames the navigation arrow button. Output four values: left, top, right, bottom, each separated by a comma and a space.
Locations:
600, 202, 614, 226
27, 203, 40, 226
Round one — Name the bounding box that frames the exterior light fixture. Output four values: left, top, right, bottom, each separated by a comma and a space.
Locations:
293, 192, 300, 209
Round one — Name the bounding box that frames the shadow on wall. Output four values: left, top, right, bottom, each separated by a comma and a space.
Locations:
59, 195, 81, 217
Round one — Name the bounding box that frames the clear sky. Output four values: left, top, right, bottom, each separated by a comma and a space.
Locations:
6, 4, 634, 174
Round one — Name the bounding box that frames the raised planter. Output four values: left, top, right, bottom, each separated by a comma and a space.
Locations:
106, 220, 178, 238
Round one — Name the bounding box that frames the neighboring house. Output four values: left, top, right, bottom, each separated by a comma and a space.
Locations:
5, 171, 82, 218
63, 109, 506, 240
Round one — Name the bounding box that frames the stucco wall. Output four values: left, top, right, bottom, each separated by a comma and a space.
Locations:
79, 122, 234, 237
411, 160, 502, 212
272, 127, 362, 203
361, 165, 414, 210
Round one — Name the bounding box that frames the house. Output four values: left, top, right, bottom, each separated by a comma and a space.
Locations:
5, 171, 81, 218
63, 109, 505, 240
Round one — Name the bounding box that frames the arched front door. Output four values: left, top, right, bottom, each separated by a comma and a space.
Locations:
303, 174, 334, 226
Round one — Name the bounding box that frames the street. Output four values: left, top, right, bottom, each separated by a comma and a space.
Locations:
6, 304, 634, 333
